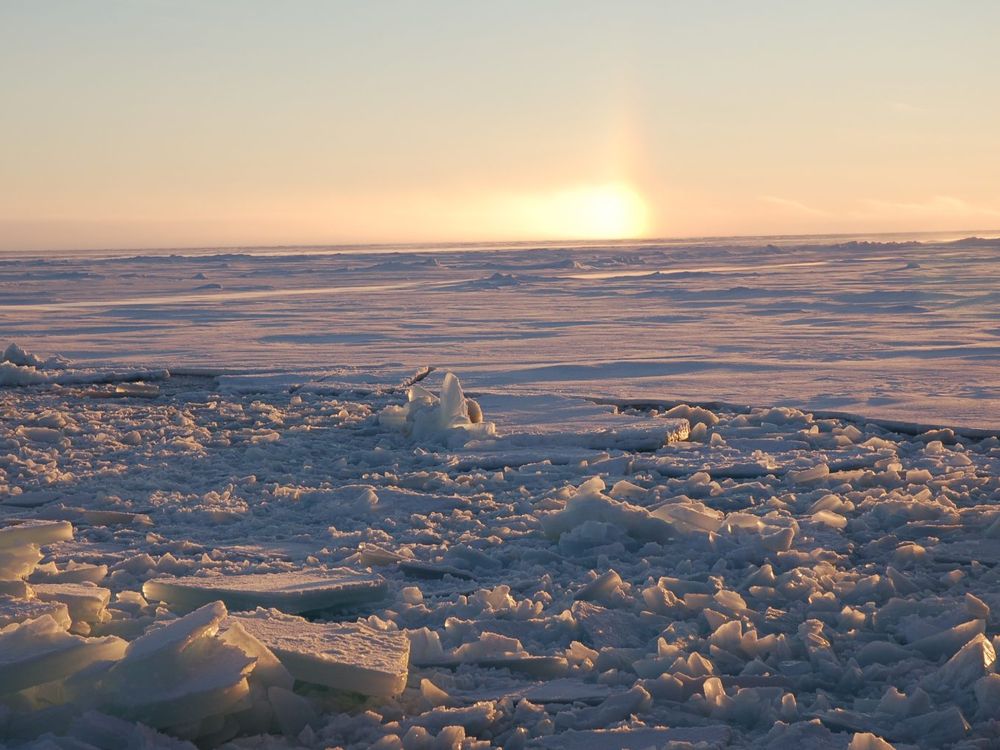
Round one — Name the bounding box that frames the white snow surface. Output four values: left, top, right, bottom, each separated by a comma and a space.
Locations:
0, 237, 997, 427
0, 237, 997, 749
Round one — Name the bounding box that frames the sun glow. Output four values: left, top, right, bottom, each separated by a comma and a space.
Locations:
507, 182, 651, 240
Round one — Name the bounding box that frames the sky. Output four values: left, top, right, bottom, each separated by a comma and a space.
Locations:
2, 1, 999, 251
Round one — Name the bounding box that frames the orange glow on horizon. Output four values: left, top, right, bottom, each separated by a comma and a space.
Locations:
503, 182, 651, 241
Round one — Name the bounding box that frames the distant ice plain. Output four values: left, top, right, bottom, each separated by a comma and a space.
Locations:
2, 235, 997, 428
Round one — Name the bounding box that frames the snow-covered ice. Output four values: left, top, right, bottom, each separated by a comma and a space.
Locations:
231, 608, 410, 696
2, 237, 997, 426
143, 568, 388, 615
0, 237, 998, 748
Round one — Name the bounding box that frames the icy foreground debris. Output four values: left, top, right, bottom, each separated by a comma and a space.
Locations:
0, 595, 71, 629
541, 477, 675, 543
0, 519, 74, 549
379, 371, 496, 445
0, 343, 70, 386
143, 567, 387, 614
412, 630, 569, 678
230, 608, 410, 696
32, 582, 112, 625
0, 614, 126, 695
3, 333, 1000, 746
529, 725, 732, 749
96, 601, 255, 734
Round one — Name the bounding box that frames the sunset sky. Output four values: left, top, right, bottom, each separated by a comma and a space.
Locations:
2, 1, 999, 251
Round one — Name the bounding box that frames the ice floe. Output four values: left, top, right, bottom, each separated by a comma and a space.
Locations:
0, 351, 998, 748
231, 608, 410, 696
143, 568, 388, 614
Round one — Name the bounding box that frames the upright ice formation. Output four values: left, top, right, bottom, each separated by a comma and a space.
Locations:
379, 371, 495, 445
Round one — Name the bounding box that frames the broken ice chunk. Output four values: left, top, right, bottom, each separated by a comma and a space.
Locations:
452, 678, 616, 705
80, 510, 153, 527
0, 519, 74, 549
32, 582, 112, 625
528, 725, 732, 749
848, 733, 896, 750
924, 633, 996, 690
143, 568, 387, 614
217, 618, 295, 735
231, 608, 409, 696
542, 477, 674, 543
114, 381, 160, 398
379, 371, 496, 446
0, 596, 71, 629
219, 619, 294, 692
0, 614, 126, 695
910, 619, 985, 659
97, 601, 255, 732
414, 631, 568, 678
650, 501, 724, 535
0, 579, 31, 598
30, 561, 108, 585
0, 543, 43, 580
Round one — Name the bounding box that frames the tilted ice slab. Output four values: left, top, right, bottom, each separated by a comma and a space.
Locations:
97, 601, 255, 732
0, 543, 43, 580
0, 519, 74, 549
0, 520, 74, 581
229, 608, 409, 696
0, 614, 127, 695
143, 568, 387, 614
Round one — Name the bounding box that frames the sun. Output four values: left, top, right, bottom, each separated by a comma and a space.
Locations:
507, 182, 651, 240
569, 183, 650, 240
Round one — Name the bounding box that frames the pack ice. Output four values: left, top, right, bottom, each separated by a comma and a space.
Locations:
1, 344, 999, 749
143, 568, 388, 614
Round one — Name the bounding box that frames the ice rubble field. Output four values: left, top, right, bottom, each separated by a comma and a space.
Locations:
0, 338, 998, 750
0, 237, 997, 750
0, 237, 998, 427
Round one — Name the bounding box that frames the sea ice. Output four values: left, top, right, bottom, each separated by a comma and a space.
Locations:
379, 372, 496, 446
0, 519, 74, 549
143, 568, 387, 614
96, 602, 255, 735
528, 725, 732, 749
0, 595, 72, 629
541, 477, 674, 543
32, 582, 112, 625
0, 614, 127, 695
230, 608, 410, 696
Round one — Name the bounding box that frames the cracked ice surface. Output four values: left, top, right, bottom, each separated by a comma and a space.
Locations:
0, 357, 998, 749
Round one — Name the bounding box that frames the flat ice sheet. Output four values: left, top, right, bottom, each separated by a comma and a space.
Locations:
143, 568, 387, 614
230, 610, 409, 696
0, 520, 74, 548
1, 238, 997, 427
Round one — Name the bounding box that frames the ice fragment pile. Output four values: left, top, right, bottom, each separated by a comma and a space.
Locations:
1, 355, 999, 749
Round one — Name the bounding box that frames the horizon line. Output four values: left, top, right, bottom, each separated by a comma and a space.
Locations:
3, 227, 1000, 259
